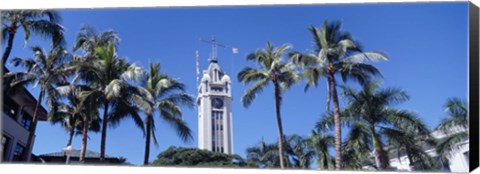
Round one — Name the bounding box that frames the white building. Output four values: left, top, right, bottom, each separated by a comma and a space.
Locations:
197, 46, 233, 154
389, 129, 469, 173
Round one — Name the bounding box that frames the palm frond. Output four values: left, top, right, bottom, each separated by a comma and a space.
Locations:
341, 51, 388, 64
288, 52, 320, 68
2, 25, 9, 44
121, 64, 144, 81
108, 100, 145, 135
241, 78, 269, 108
237, 67, 268, 85
4, 72, 37, 88
301, 67, 326, 92
158, 105, 193, 143
435, 131, 468, 160
315, 110, 357, 131
28, 20, 65, 47
384, 109, 430, 135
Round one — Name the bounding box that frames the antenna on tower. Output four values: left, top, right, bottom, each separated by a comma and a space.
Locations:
199, 36, 228, 62
196, 50, 200, 86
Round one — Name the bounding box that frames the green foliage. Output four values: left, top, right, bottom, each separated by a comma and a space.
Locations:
316, 81, 435, 170
151, 146, 258, 168
246, 138, 281, 168
435, 97, 468, 160
1, 10, 65, 65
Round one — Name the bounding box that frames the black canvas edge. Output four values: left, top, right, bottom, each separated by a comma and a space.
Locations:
469, 1, 479, 173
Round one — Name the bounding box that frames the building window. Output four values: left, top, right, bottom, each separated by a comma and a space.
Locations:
2, 135, 10, 161
464, 151, 469, 168
3, 96, 19, 120
20, 112, 32, 130
12, 143, 25, 161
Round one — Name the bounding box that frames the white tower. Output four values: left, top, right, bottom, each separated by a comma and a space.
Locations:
197, 39, 233, 154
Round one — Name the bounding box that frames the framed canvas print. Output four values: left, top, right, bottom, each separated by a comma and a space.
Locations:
1, 0, 478, 174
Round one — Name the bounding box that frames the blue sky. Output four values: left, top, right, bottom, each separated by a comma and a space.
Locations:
4, 2, 469, 165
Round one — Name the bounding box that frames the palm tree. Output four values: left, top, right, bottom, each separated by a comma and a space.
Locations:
53, 83, 101, 161
289, 20, 387, 169
317, 82, 431, 170
435, 98, 468, 160
48, 102, 81, 147
384, 128, 437, 171
3, 46, 70, 161
72, 43, 144, 160
134, 61, 194, 165
73, 24, 120, 57
1, 10, 65, 66
246, 138, 281, 168
238, 41, 299, 169
285, 134, 314, 169
341, 121, 376, 170
306, 129, 335, 170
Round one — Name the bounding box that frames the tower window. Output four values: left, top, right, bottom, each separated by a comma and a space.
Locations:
225, 82, 229, 93
204, 81, 208, 92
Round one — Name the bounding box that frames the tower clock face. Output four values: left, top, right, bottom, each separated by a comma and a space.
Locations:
212, 98, 224, 109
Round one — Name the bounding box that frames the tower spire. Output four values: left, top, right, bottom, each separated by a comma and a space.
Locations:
200, 36, 227, 63
211, 36, 217, 62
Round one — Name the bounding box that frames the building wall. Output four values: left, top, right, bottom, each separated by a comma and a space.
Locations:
447, 141, 469, 172
388, 139, 469, 172
2, 113, 32, 161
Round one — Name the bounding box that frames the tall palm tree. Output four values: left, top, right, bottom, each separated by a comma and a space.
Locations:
435, 98, 468, 160
1, 10, 65, 66
306, 129, 335, 170
134, 61, 194, 165
53, 83, 101, 161
289, 20, 387, 169
317, 82, 431, 170
72, 43, 144, 160
3, 46, 70, 161
238, 41, 299, 169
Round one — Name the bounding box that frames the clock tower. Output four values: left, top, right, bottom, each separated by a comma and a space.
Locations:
197, 41, 233, 154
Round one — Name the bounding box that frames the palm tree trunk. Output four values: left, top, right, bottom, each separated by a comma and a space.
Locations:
273, 81, 285, 169
22, 90, 44, 161
67, 127, 74, 146
406, 149, 415, 171
323, 153, 329, 169
100, 101, 109, 161
2, 27, 16, 67
143, 114, 152, 165
370, 126, 386, 170
328, 70, 342, 170
80, 114, 89, 162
